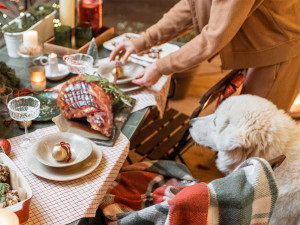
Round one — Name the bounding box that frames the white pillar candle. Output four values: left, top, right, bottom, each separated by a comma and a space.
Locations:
59, 0, 75, 28
48, 53, 59, 75
23, 30, 38, 47
0, 208, 19, 225
30, 66, 46, 91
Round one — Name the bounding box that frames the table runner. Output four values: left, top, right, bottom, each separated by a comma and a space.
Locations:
8, 125, 129, 225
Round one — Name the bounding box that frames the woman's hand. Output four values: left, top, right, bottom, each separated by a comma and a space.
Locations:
109, 40, 136, 64
132, 63, 162, 87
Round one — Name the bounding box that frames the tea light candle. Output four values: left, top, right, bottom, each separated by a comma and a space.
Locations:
0, 208, 19, 225
23, 30, 38, 47
30, 66, 46, 91
48, 53, 59, 75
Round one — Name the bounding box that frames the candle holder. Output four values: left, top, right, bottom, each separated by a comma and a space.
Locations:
18, 30, 43, 58
54, 25, 72, 48
30, 66, 46, 91
75, 22, 92, 48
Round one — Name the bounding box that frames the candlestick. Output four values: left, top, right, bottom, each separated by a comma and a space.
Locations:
23, 30, 38, 47
30, 66, 46, 91
0, 208, 19, 225
48, 53, 59, 75
59, 0, 75, 28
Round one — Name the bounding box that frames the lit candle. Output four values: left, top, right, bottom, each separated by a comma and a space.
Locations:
23, 30, 38, 47
59, 0, 75, 28
30, 66, 46, 91
0, 208, 19, 225
48, 53, 59, 75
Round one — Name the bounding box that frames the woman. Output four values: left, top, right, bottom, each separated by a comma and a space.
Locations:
110, 0, 300, 111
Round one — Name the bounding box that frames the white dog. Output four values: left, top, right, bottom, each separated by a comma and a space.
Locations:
189, 94, 300, 225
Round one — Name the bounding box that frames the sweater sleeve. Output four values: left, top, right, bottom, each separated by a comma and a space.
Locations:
156, 0, 257, 75
131, 0, 193, 53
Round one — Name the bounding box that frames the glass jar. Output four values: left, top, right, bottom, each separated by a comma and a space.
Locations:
78, 0, 103, 37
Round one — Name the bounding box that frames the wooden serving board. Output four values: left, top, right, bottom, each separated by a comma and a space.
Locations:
43, 26, 114, 57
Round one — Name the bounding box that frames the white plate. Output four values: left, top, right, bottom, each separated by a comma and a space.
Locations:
45, 64, 69, 81
103, 33, 180, 63
97, 61, 144, 84
26, 140, 102, 181
32, 132, 93, 168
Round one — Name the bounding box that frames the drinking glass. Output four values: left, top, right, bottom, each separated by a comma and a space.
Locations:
7, 96, 40, 147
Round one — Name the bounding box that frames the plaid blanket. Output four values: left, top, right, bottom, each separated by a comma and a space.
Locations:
100, 158, 278, 225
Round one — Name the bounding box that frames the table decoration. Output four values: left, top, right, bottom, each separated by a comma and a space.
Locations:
18, 30, 43, 58
32, 132, 92, 167
1, 4, 56, 58
0, 62, 20, 91
75, 22, 93, 48
26, 91, 60, 121
7, 96, 40, 148
78, 0, 103, 36
59, 0, 75, 28
30, 66, 46, 91
54, 24, 72, 48
43, 26, 114, 57
0, 139, 11, 155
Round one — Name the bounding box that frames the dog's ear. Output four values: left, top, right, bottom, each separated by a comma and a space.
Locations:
215, 125, 249, 151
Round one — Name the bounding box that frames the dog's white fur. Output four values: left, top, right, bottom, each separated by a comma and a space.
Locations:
189, 94, 300, 225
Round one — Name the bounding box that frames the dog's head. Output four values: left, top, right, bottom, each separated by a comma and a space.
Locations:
189, 94, 295, 173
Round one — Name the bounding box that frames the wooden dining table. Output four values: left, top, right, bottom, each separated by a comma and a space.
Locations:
0, 45, 154, 224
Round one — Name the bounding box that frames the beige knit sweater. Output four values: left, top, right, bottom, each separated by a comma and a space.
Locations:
131, 0, 300, 75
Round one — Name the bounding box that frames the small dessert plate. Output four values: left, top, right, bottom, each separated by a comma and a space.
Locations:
45, 64, 70, 81
31, 132, 92, 168
97, 61, 144, 84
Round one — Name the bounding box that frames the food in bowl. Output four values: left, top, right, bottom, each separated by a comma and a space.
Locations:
0, 163, 23, 208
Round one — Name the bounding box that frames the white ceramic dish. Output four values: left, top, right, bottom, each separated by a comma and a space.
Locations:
97, 61, 144, 84
45, 64, 69, 81
32, 132, 92, 168
0, 153, 32, 223
103, 33, 180, 63
26, 140, 102, 181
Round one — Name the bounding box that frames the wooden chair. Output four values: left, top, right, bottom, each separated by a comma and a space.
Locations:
127, 69, 245, 164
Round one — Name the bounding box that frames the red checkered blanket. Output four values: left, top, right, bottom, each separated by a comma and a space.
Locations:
100, 158, 278, 225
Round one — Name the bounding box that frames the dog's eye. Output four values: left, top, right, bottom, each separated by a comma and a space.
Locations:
213, 117, 216, 126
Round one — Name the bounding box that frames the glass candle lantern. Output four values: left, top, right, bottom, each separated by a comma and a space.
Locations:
54, 25, 72, 48
78, 0, 103, 36
30, 66, 46, 91
75, 22, 92, 48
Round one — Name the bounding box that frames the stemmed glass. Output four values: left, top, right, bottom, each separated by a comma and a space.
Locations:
7, 96, 40, 147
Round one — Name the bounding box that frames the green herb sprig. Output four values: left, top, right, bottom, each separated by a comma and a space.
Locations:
83, 74, 132, 106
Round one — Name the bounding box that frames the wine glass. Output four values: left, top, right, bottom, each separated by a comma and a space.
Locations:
7, 96, 40, 147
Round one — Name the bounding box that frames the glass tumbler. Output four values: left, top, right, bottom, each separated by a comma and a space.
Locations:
54, 25, 72, 48
75, 22, 92, 48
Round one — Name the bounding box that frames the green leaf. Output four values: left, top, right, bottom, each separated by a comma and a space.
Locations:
83, 74, 132, 107
0, 12, 8, 25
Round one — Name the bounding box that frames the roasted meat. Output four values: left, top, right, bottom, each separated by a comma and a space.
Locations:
57, 76, 114, 137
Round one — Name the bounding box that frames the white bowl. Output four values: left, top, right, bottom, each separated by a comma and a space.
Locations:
31, 132, 92, 168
